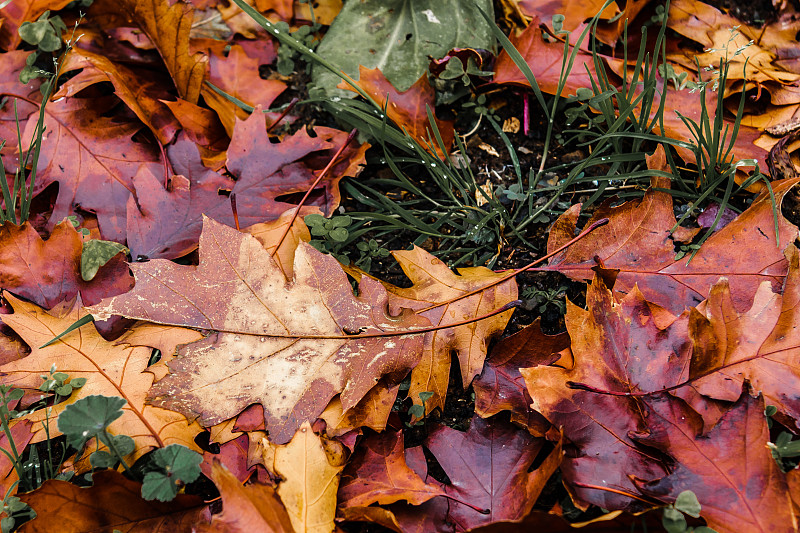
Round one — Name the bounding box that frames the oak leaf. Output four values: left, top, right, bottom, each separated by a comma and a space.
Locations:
17, 469, 207, 533
633, 389, 798, 533
114, 0, 208, 104
381, 247, 517, 416
473, 319, 567, 433
424, 415, 562, 531
88, 217, 428, 444
337, 429, 446, 511
688, 245, 800, 429
544, 177, 800, 314
493, 17, 602, 97
319, 382, 399, 437
0, 295, 203, 462
195, 460, 293, 533
57, 48, 181, 144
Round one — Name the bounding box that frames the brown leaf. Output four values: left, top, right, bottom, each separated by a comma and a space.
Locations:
521, 277, 687, 511
57, 48, 181, 144
473, 319, 567, 434
423, 415, 563, 530
382, 247, 517, 416
319, 382, 399, 437
0, 51, 41, 162
337, 430, 446, 511
0, 421, 32, 499
17, 469, 207, 532
195, 460, 293, 533
688, 245, 800, 428
0, 295, 202, 462
207, 42, 285, 116
88, 217, 428, 444
339, 66, 454, 157
114, 0, 208, 104
260, 422, 345, 533
162, 97, 229, 150
23, 94, 163, 242
493, 17, 604, 97
0, 221, 133, 310
633, 389, 798, 533
544, 177, 800, 314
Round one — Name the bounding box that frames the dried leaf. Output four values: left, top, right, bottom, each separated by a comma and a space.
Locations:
88, 217, 428, 444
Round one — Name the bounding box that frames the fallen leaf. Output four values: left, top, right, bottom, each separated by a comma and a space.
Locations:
473, 319, 567, 434
337, 429, 446, 512
261, 422, 345, 533
521, 277, 685, 511
0, 295, 202, 462
88, 217, 428, 444
194, 460, 293, 533
319, 382, 400, 437
339, 67, 454, 156
382, 246, 517, 416
18, 469, 207, 532
544, 177, 800, 314
114, 0, 208, 104
0, 421, 32, 498
23, 94, 163, 243
688, 245, 800, 429
57, 48, 181, 144
493, 17, 603, 97
0, 51, 41, 162
633, 388, 798, 533
424, 415, 563, 530
0, 221, 133, 310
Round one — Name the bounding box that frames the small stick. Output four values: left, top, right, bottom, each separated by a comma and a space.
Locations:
266, 97, 299, 133
231, 193, 240, 231
271, 128, 358, 256
523, 91, 530, 136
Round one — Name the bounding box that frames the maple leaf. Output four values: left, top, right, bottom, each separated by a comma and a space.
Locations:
473, 319, 567, 433
687, 245, 800, 429
319, 382, 400, 437
195, 459, 293, 533
22, 94, 163, 243
521, 276, 688, 511
113, 0, 208, 104
492, 16, 602, 97
338, 66, 455, 156
544, 177, 800, 314
57, 47, 181, 145
17, 469, 207, 533
381, 247, 517, 416
337, 429, 446, 511
0, 295, 203, 461
259, 422, 346, 533
88, 217, 428, 444
632, 389, 798, 533
424, 415, 562, 531
0, 221, 132, 310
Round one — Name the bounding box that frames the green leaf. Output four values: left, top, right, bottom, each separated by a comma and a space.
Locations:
55, 384, 72, 397
141, 471, 178, 502
329, 227, 349, 242
81, 240, 128, 281
70, 377, 87, 389
89, 450, 116, 469
662, 507, 688, 533
312, 0, 494, 97
674, 490, 702, 518
57, 395, 126, 448
141, 445, 202, 502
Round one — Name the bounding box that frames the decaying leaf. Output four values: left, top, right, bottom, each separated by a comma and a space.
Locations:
88, 217, 428, 444
0, 295, 203, 461
17, 469, 207, 532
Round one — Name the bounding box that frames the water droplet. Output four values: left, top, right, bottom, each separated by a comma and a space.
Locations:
260, 337, 266, 343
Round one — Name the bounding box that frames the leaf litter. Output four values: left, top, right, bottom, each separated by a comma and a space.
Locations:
2, 0, 800, 531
